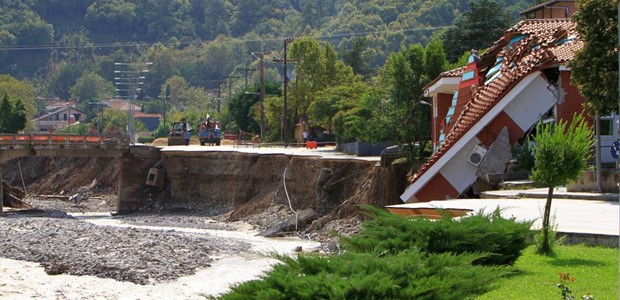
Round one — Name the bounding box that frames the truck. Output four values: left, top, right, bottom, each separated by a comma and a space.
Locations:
198, 118, 221, 146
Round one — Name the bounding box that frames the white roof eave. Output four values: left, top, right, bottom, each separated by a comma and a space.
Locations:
424, 77, 461, 97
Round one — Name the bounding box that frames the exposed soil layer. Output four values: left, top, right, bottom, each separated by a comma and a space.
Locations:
4, 154, 409, 238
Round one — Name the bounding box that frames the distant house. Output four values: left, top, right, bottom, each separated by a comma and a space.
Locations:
105, 98, 141, 112
33, 106, 86, 133
401, 0, 618, 203
105, 99, 160, 132
134, 112, 161, 131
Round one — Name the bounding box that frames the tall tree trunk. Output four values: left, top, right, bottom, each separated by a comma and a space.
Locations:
541, 186, 554, 254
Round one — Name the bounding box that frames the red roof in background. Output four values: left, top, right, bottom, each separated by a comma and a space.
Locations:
411, 18, 580, 184
134, 112, 161, 118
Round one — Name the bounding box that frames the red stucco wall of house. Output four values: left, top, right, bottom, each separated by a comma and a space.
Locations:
557, 71, 590, 126
414, 172, 459, 202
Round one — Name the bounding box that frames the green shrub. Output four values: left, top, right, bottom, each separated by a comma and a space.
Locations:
217, 249, 511, 300
512, 138, 535, 172
340, 206, 533, 265
138, 136, 155, 144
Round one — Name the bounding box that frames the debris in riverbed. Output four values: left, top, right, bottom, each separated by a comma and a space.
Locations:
2, 181, 32, 209
257, 209, 317, 237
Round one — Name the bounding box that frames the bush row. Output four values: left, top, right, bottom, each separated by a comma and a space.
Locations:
216, 206, 534, 299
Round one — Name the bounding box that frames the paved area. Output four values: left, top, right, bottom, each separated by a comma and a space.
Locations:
159, 145, 381, 162
388, 188, 619, 236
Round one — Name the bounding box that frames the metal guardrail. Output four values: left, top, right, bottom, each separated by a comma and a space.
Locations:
0, 134, 130, 147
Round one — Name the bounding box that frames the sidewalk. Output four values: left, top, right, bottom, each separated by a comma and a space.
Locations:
481, 187, 619, 201
387, 188, 619, 238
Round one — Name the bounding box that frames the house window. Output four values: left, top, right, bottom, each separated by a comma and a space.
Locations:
462, 70, 475, 81
63, 113, 67, 121
600, 118, 614, 136
485, 57, 504, 80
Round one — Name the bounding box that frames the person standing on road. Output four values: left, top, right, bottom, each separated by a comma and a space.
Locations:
184, 129, 191, 146
303, 130, 308, 143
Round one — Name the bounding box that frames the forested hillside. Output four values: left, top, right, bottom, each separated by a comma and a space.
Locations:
0, 0, 535, 145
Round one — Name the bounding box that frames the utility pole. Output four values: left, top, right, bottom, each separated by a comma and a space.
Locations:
239, 66, 256, 88
217, 84, 221, 113
222, 75, 239, 112
273, 37, 298, 147
259, 53, 265, 141
164, 84, 170, 129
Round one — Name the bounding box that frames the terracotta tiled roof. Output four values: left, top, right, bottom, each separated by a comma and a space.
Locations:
410, 18, 581, 184
440, 66, 466, 77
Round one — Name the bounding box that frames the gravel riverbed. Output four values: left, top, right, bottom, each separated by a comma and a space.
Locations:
0, 196, 322, 299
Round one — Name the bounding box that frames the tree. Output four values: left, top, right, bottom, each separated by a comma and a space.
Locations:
100, 109, 145, 135
228, 81, 282, 135
0, 75, 37, 128
289, 37, 355, 122
570, 0, 618, 115
530, 114, 593, 254
442, 0, 512, 62
341, 37, 373, 78
70, 71, 114, 102
162, 75, 189, 110
570, 0, 617, 193
0, 93, 27, 133
377, 44, 433, 160
424, 39, 448, 80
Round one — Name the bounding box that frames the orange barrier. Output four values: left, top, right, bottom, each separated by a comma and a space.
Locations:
14, 135, 30, 142
68, 135, 85, 143
306, 141, 317, 149
0, 134, 123, 146
50, 135, 67, 142
86, 136, 103, 143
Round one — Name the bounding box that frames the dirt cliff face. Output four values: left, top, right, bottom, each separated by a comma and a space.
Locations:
161, 152, 406, 221
3, 152, 408, 234
4, 157, 119, 195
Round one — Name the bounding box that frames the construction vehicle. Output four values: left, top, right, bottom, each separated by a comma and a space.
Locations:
198, 118, 221, 146
168, 121, 192, 146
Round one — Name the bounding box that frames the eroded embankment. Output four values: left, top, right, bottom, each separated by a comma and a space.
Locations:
161, 151, 408, 224
4, 151, 409, 233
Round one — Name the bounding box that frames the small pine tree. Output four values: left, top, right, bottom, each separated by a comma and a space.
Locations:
0, 93, 27, 133
530, 114, 593, 254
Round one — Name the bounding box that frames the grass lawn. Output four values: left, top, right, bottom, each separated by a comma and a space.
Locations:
477, 245, 618, 299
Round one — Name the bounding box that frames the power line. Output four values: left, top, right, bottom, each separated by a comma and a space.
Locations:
0, 26, 453, 52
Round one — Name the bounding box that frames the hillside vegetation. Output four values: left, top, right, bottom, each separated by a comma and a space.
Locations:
0, 0, 533, 151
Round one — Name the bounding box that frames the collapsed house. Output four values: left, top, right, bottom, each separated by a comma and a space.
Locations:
401, 0, 617, 203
